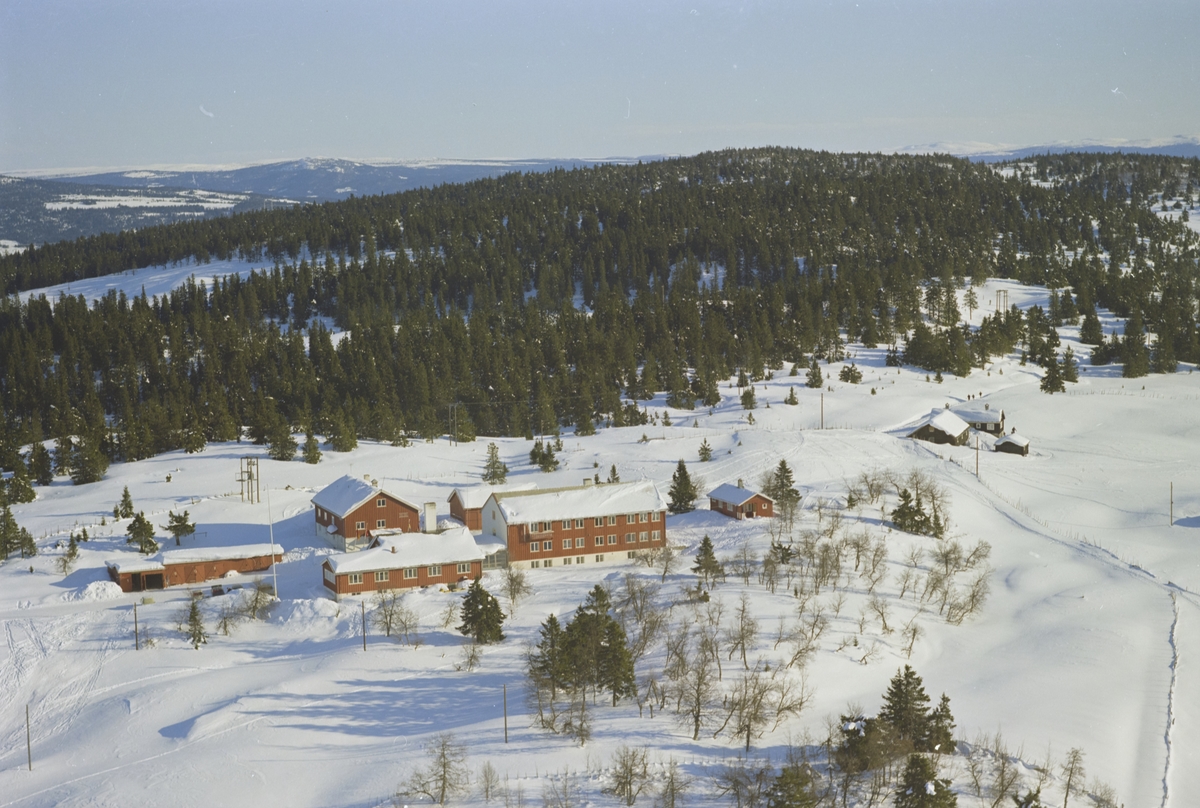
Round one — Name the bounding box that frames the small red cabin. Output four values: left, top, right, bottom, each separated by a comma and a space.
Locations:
708, 483, 775, 520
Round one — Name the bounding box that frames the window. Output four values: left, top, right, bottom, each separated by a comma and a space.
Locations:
323, 567, 335, 583
457, 562, 470, 574
544, 559, 552, 567
562, 520, 571, 530
428, 565, 442, 576
575, 519, 585, 529
625, 532, 635, 543
576, 556, 585, 564
626, 513, 637, 524
355, 521, 365, 531
651, 530, 661, 541
492, 510, 496, 520
542, 541, 553, 551
640, 512, 649, 523
376, 519, 386, 529
375, 571, 389, 583
608, 515, 617, 526
594, 517, 603, 527
608, 534, 617, 545
595, 536, 604, 546
562, 539, 572, 550
531, 541, 540, 553
377, 498, 386, 508
595, 554, 604, 563
348, 573, 363, 585
651, 511, 661, 522
530, 560, 541, 569
639, 532, 649, 542
627, 551, 637, 559
404, 568, 418, 579
575, 537, 585, 548
563, 557, 573, 565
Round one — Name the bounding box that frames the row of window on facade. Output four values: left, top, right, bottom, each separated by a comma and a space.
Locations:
325, 561, 474, 586
529, 551, 639, 569
519, 511, 661, 533
528, 530, 660, 551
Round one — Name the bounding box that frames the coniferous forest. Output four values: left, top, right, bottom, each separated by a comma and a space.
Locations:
0, 148, 1197, 479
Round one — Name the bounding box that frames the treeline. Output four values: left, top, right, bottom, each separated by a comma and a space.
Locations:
0, 148, 1197, 478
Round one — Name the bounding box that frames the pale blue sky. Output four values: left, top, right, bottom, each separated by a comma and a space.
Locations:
2, 0, 1197, 172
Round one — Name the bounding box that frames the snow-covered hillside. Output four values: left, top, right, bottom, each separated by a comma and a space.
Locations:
1, 277, 1197, 807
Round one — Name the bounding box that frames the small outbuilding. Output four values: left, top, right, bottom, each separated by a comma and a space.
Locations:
907, 408, 971, 446
106, 544, 284, 592
321, 526, 485, 599
994, 432, 1030, 456
707, 482, 775, 520
312, 475, 421, 551
448, 482, 537, 532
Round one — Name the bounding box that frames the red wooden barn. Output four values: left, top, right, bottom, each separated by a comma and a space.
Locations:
708, 483, 775, 520
312, 475, 421, 551
480, 480, 668, 570
106, 544, 283, 592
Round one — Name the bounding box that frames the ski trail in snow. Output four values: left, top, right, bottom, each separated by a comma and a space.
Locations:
1163, 592, 1178, 808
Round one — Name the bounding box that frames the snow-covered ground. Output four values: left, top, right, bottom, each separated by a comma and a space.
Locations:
16, 257, 274, 307
1, 277, 1198, 807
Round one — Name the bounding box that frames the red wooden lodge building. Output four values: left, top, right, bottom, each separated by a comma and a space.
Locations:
321, 526, 494, 599
480, 480, 668, 570
448, 482, 537, 532
312, 475, 422, 551
106, 544, 284, 593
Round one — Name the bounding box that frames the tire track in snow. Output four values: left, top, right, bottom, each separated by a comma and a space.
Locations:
1162, 592, 1178, 808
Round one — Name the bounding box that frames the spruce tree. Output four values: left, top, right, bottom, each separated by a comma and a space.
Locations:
894, 754, 956, 808
303, 428, 322, 464
126, 512, 158, 555
926, 694, 956, 753
70, 435, 108, 485
1040, 358, 1065, 394
784, 386, 799, 405
698, 438, 713, 462
692, 534, 722, 587
1122, 308, 1150, 378
766, 764, 819, 808
1079, 310, 1104, 345
530, 614, 570, 698
181, 421, 207, 454
607, 464, 620, 483
7, 462, 35, 504
740, 386, 757, 410
598, 619, 637, 706
458, 577, 506, 644
186, 598, 208, 650
879, 665, 932, 746
1060, 346, 1079, 383
668, 459, 698, 514
28, 443, 53, 486
805, 358, 824, 389
482, 442, 508, 484
329, 412, 358, 452
118, 486, 135, 519
267, 422, 298, 461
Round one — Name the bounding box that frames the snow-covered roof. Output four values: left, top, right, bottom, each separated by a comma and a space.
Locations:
160, 544, 283, 566
488, 480, 667, 525
449, 482, 538, 510
311, 475, 416, 518
995, 432, 1030, 449
107, 544, 283, 573
325, 526, 484, 574
951, 403, 1003, 424
707, 483, 772, 506
106, 558, 165, 574
908, 408, 971, 438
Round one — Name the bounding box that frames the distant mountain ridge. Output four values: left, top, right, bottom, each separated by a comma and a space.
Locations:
38, 157, 648, 204
902, 137, 1200, 163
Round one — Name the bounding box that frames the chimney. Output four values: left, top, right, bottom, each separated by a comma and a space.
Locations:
423, 502, 437, 532
984, 403, 990, 411
737, 478, 744, 489
391, 545, 397, 554
583, 478, 594, 487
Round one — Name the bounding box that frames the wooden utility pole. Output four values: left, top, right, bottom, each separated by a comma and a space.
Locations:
361, 601, 367, 651
26, 705, 32, 770
1170, 482, 1174, 526
976, 435, 980, 478
134, 603, 139, 650
820, 393, 824, 430
503, 684, 509, 743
